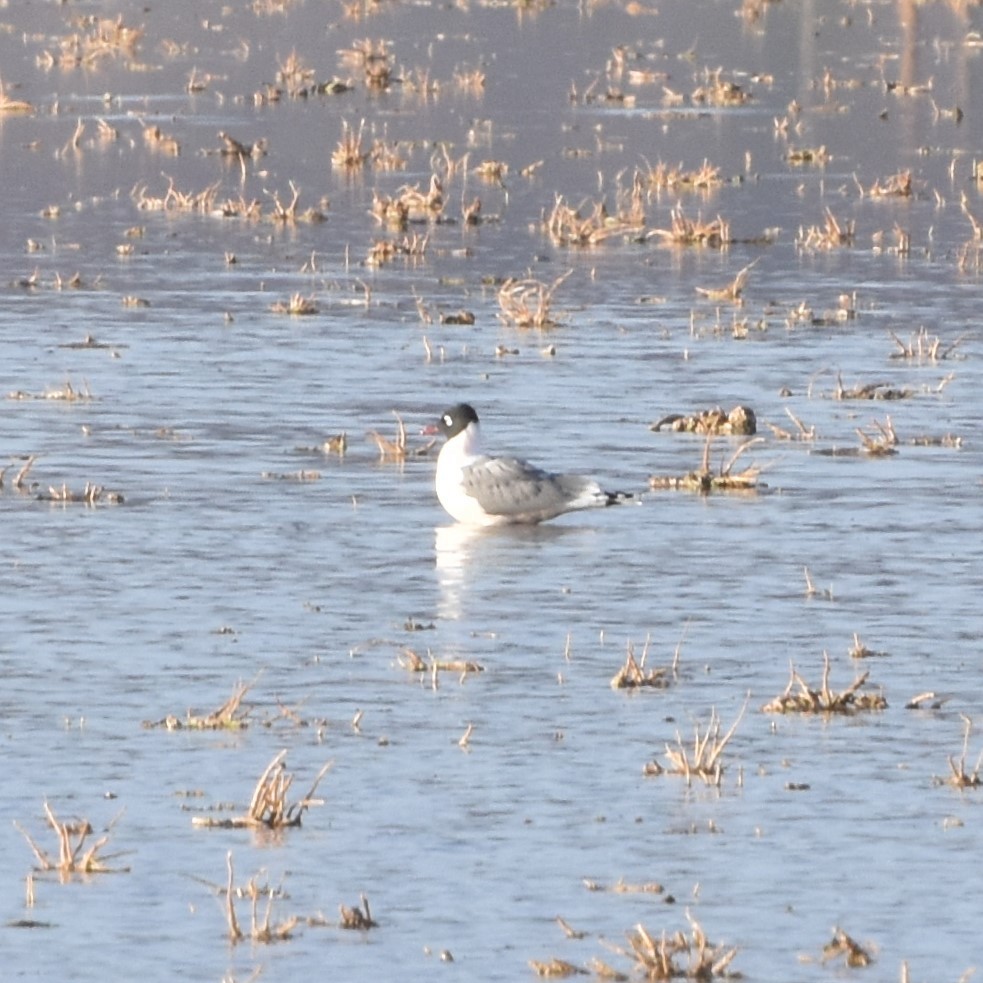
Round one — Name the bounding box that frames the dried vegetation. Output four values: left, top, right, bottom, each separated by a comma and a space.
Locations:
16, 803, 129, 877
142, 679, 254, 730
649, 434, 763, 494
610, 635, 679, 690
497, 272, 571, 329
532, 913, 740, 980
942, 716, 983, 789
192, 750, 332, 830
762, 653, 886, 715
644, 702, 746, 787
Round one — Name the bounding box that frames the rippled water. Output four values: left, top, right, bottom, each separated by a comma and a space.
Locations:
2, 0, 983, 979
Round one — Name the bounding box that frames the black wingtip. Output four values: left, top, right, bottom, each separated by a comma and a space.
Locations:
604, 490, 636, 507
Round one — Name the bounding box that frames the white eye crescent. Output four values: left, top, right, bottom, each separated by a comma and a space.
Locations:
443, 414, 453, 426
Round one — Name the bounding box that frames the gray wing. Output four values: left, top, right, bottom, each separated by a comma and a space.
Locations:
460, 456, 603, 520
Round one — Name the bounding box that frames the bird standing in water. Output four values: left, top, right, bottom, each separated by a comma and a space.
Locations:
431, 403, 633, 526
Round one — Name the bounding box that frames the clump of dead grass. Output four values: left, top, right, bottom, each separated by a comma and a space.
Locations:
143, 679, 254, 730
398, 648, 484, 682
371, 175, 444, 227
889, 327, 965, 362
649, 434, 763, 494
133, 176, 221, 213
640, 159, 722, 194
332, 118, 368, 170
192, 750, 332, 830
762, 652, 886, 714
867, 169, 913, 198
610, 635, 679, 690
648, 204, 731, 248
497, 272, 571, 329
543, 192, 645, 246
270, 293, 319, 315
7, 377, 93, 402
365, 233, 429, 267
16, 802, 129, 877
691, 67, 751, 107
650, 405, 756, 436
821, 926, 874, 967
694, 260, 758, 302
589, 913, 740, 980
223, 852, 298, 943
942, 715, 983, 788
339, 894, 378, 929
796, 207, 855, 250
854, 416, 899, 456
367, 410, 435, 461
644, 701, 746, 786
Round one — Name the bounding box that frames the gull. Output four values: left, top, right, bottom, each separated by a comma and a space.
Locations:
431, 402, 633, 526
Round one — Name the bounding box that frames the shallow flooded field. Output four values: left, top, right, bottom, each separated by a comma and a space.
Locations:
2, 0, 983, 979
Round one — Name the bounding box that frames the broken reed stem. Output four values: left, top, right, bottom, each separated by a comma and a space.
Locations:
193, 751, 333, 829
15, 802, 127, 875
226, 851, 242, 941
947, 715, 983, 788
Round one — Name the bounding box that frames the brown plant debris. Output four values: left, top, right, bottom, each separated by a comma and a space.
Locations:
619, 913, 741, 979
39, 483, 124, 505
368, 411, 434, 461
556, 916, 587, 940
192, 750, 332, 829
904, 691, 950, 711
260, 470, 321, 481
868, 169, 913, 198
821, 926, 874, 967
498, 272, 571, 329
372, 174, 444, 227
762, 652, 887, 714
889, 327, 965, 361
339, 893, 378, 929
133, 176, 221, 213
610, 635, 678, 690
835, 373, 912, 401
785, 145, 830, 166
365, 233, 429, 267
270, 293, 319, 315
0, 82, 34, 115
332, 118, 368, 169
796, 207, 855, 250
543, 193, 645, 246
644, 701, 746, 787
944, 715, 983, 788
640, 159, 722, 193
224, 852, 299, 944
582, 878, 664, 895
529, 958, 585, 978
143, 679, 254, 730
650, 405, 756, 436
848, 633, 889, 660
649, 434, 763, 495
695, 260, 758, 302
16, 802, 129, 876
39, 15, 143, 69
691, 67, 751, 107
267, 181, 326, 224
1, 456, 123, 505
766, 407, 816, 442
855, 416, 899, 457
7, 377, 93, 401
398, 648, 484, 676
648, 205, 731, 248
